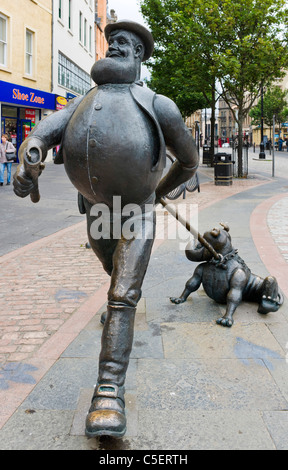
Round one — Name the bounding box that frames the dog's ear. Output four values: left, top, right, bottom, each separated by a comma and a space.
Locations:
220, 222, 230, 232
211, 228, 220, 237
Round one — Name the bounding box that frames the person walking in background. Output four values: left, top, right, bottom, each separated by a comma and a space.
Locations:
0, 134, 16, 186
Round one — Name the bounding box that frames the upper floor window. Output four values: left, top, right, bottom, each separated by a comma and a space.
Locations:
58, 52, 91, 95
89, 26, 92, 53
79, 11, 82, 42
25, 29, 34, 75
68, 0, 72, 30
58, 0, 63, 19
84, 18, 87, 47
0, 14, 8, 67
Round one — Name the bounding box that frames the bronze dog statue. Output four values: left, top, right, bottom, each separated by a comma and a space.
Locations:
170, 223, 284, 327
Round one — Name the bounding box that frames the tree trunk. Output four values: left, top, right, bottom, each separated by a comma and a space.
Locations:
237, 108, 244, 177
210, 86, 216, 165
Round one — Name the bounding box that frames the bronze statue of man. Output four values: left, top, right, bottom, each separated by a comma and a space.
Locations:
13, 20, 199, 438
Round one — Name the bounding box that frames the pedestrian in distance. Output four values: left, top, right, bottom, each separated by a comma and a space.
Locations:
0, 134, 16, 186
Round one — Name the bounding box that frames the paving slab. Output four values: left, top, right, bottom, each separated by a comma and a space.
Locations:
263, 411, 288, 451
136, 358, 288, 412
128, 409, 276, 450
161, 322, 285, 361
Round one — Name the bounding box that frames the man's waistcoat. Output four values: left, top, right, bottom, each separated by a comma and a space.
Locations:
54, 82, 166, 174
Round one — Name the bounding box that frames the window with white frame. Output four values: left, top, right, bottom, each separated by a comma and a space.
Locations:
89, 25, 92, 53
58, 52, 91, 95
58, 0, 62, 19
79, 11, 82, 42
84, 18, 87, 47
0, 13, 8, 67
25, 29, 34, 75
68, 0, 72, 30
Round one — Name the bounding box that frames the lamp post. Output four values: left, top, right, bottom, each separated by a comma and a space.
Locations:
259, 86, 266, 159
195, 121, 200, 154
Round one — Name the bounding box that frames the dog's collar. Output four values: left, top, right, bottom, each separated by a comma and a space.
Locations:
209, 249, 238, 269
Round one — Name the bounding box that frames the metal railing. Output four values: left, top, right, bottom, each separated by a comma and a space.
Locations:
165, 154, 200, 200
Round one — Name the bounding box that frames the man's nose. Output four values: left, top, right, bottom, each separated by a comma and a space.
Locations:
109, 39, 118, 49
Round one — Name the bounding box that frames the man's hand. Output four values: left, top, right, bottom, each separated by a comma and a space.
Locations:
13, 164, 35, 198
13, 136, 46, 201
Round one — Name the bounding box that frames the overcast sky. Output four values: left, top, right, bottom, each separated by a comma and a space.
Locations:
107, 0, 146, 25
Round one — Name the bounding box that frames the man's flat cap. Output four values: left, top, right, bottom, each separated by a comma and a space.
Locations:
105, 19, 154, 61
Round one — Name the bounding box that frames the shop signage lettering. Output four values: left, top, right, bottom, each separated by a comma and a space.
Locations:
0, 79, 56, 110
25, 109, 36, 123
56, 95, 68, 110
13, 89, 45, 105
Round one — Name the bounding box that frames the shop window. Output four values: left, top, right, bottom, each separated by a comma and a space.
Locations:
25, 29, 34, 76
2, 106, 17, 118
0, 13, 8, 67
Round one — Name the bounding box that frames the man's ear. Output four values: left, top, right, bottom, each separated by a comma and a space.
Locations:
134, 43, 144, 59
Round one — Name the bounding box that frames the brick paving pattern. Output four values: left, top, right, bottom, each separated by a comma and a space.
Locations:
267, 196, 288, 264
0, 223, 109, 363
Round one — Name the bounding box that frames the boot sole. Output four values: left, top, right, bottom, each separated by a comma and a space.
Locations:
85, 427, 126, 439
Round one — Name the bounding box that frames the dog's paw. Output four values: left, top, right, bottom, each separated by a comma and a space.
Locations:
216, 316, 234, 327
170, 297, 185, 304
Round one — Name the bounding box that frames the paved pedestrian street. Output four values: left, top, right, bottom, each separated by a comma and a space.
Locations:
0, 151, 288, 450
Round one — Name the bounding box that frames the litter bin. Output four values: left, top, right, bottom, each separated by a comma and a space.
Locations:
214, 153, 233, 186
202, 145, 212, 165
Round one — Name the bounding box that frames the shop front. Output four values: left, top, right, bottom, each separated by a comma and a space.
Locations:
0, 80, 57, 160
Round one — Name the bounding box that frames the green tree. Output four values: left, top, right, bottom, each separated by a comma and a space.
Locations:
146, 52, 208, 119
140, 0, 288, 176
140, 0, 221, 160
250, 86, 288, 139
278, 107, 288, 137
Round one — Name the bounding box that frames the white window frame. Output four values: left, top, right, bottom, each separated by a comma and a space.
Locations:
68, 0, 72, 31
58, 0, 63, 20
89, 25, 92, 53
25, 29, 34, 76
0, 13, 8, 67
79, 11, 82, 43
84, 18, 87, 47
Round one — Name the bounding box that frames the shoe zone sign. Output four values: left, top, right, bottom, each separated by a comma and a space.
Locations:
0, 80, 56, 110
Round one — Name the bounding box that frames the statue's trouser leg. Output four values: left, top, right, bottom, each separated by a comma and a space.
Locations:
85, 204, 155, 437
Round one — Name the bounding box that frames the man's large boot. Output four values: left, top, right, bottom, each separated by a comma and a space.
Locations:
85, 304, 135, 438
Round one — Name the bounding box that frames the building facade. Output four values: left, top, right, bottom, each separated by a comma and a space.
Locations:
52, 0, 95, 98
0, 0, 54, 155
0, 0, 98, 159
95, 1, 117, 62
252, 74, 288, 146
218, 98, 236, 144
